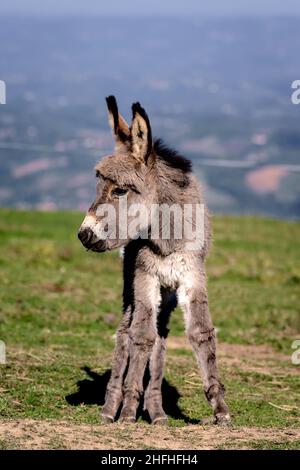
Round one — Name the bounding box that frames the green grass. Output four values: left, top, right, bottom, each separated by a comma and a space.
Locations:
0, 208, 299, 445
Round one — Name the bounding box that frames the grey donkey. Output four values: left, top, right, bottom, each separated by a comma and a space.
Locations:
78, 96, 230, 426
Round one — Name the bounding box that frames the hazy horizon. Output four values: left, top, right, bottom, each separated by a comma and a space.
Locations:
1, 14, 300, 218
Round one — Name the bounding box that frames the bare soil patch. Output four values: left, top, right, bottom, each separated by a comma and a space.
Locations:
1, 419, 300, 450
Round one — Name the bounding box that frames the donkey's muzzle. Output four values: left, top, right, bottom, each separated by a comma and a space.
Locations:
78, 227, 94, 248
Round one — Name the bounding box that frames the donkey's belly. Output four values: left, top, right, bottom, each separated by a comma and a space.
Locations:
140, 249, 196, 289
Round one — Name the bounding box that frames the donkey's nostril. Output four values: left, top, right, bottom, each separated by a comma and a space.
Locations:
78, 228, 94, 247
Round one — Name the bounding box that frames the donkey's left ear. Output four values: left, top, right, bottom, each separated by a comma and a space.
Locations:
106, 95, 130, 148
131, 102, 153, 163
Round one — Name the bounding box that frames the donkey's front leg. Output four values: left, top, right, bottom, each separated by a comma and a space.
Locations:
178, 275, 230, 426
144, 335, 167, 424
119, 272, 160, 423
101, 307, 131, 423
144, 288, 176, 424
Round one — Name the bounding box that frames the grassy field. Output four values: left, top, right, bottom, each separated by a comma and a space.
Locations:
0, 208, 299, 449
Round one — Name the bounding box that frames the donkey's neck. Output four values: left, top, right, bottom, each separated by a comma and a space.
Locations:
155, 158, 195, 205
146, 159, 200, 256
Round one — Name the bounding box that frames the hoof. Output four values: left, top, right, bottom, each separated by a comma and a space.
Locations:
201, 416, 214, 425
214, 413, 231, 427
119, 416, 136, 424
152, 415, 168, 426
101, 414, 114, 424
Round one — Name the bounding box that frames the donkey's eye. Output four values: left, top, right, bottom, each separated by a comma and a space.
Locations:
112, 187, 128, 197
95, 170, 100, 178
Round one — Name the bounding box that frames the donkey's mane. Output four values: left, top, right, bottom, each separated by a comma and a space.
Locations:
154, 138, 192, 174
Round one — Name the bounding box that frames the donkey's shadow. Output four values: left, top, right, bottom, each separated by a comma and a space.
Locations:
66, 366, 199, 424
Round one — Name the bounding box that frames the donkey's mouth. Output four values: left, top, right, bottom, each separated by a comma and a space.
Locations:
87, 240, 108, 253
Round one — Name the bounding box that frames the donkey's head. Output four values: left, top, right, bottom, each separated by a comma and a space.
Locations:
78, 96, 158, 252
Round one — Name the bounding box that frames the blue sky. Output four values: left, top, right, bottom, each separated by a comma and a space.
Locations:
1, 0, 300, 16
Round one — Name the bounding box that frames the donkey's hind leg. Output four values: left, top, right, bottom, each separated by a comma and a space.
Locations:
101, 307, 131, 423
144, 288, 177, 424
178, 273, 230, 426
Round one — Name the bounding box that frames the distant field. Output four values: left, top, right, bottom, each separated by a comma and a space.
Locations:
0, 209, 299, 449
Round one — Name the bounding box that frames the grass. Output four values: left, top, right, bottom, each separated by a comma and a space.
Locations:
0, 208, 299, 449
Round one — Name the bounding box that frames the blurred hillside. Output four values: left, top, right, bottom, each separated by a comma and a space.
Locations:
0, 16, 300, 217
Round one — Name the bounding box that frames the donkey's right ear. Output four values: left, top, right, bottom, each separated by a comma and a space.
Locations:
105, 95, 130, 147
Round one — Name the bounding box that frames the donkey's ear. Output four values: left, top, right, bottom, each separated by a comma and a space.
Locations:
131, 102, 153, 163
106, 95, 130, 146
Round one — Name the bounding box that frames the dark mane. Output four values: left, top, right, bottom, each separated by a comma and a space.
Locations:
154, 138, 192, 173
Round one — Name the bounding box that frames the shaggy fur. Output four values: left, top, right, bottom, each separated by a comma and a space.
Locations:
78, 97, 230, 425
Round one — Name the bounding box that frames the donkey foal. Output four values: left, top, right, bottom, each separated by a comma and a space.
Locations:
78, 96, 230, 426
